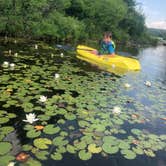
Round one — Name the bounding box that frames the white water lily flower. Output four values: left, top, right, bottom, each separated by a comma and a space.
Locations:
23, 113, 39, 124
54, 73, 60, 79
3, 61, 9, 67
10, 63, 15, 67
145, 81, 151, 87
39, 95, 47, 102
8, 162, 15, 166
60, 53, 64, 57
35, 44, 38, 49
124, 83, 131, 88
112, 106, 121, 115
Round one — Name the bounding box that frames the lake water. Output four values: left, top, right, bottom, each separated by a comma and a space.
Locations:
0, 39, 166, 166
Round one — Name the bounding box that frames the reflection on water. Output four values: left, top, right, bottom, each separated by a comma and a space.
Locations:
138, 46, 166, 84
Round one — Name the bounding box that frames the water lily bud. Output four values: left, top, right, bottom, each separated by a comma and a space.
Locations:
14, 53, 18, 57
9, 50, 12, 55
60, 53, 64, 57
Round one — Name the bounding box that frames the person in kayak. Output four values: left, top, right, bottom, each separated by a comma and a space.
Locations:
92, 32, 116, 57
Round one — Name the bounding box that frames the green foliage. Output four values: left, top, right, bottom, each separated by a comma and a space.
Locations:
0, 0, 148, 42
0, 142, 12, 155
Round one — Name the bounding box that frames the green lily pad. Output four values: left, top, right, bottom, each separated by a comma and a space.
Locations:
34, 138, 52, 149
0, 154, 15, 166
118, 141, 130, 150
51, 152, 63, 160
35, 151, 49, 160
74, 141, 87, 150
132, 147, 144, 155
66, 145, 76, 154
53, 137, 68, 146
144, 149, 156, 157
78, 150, 92, 160
131, 129, 142, 135
0, 117, 9, 124
121, 149, 136, 159
0, 142, 12, 155
22, 144, 33, 151
26, 129, 41, 138
102, 143, 119, 154
43, 125, 60, 135
25, 158, 42, 166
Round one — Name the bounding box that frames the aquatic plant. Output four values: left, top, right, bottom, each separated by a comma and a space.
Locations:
23, 113, 39, 124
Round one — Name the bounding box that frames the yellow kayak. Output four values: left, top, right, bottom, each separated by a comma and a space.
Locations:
76, 45, 141, 74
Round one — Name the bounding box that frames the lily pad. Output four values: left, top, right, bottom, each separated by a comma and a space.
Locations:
0, 154, 15, 165
78, 150, 92, 160
88, 144, 102, 153
35, 151, 49, 160
66, 145, 76, 154
102, 143, 119, 154
26, 129, 41, 138
0, 142, 12, 155
121, 149, 136, 159
43, 125, 60, 135
34, 138, 52, 149
51, 152, 63, 160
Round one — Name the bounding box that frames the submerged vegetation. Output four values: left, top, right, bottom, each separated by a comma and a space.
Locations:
0, 39, 166, 165
0, 0, 155, 44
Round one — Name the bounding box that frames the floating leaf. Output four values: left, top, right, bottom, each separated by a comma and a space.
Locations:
25, 158, 42, 166
0, 142, 12, 155
35, 151, 49, 160
51, 152, 63, 160
34, 138, 52, 149
88, 144, 102, 153
53, 137, 68, 147
131, 129, 142, 135
0, 155, 14, 166
78, 150, 92, 160
121, 149, 136, 159
102, 143, 119, 154
66, 145, 76, 154
26, 129, 41, 138
118, 142, 130, 150
43, 125, 60, 135
0, 117, 9, 124
144, 149, 155, 157
132, 147, 144, 155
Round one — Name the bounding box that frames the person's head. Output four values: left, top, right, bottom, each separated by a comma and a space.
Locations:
103, 32, 112, 43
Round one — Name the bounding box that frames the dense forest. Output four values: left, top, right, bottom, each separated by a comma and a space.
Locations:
0, 0, 156, 44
